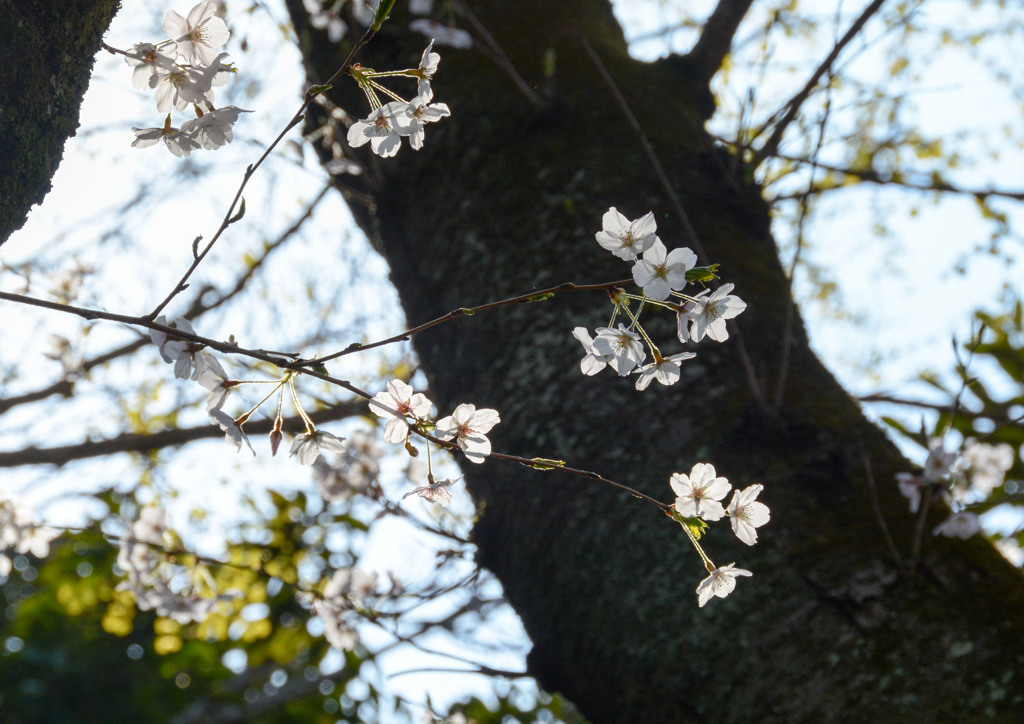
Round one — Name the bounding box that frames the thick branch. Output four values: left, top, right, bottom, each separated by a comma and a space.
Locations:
688, 0, 756, 89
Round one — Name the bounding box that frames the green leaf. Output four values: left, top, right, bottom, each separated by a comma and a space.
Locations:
528, 457, 565, 470
306, 83, 333, 96
686, 264, 720, 283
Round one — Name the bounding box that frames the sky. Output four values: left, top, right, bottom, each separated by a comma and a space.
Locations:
2, 0, 1023, 719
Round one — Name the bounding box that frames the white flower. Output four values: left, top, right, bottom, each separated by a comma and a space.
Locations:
592, 324, 646, 376
194, 353, 232, 411
150, 64, 215, 112
922, 438, 957, 483
325, 567, 378, 608
403, 478, 456, 507
670, 463, 731, 521
896, 472, 923, 513
180, 105, 251, 150
347, 102, 408, 157
368, 380, 432, 443
409, 19, 473, 49
163, 1, 231, 67
399, 85, 450, 150
631, 240, 696, 301
726, 484, 770, 545
633, 351, 695, 390
290, 429, 346, 466
696, 563, 753, 607
131, 123, 201, 157
595, 208, 658, 261
680, 283, 746, 343
934, 511, 981, 539
960, 440, 1014, 496
416, 41, 441, 94
124, 42, 178, 90
410, 0, 434, 14
209, 408, 254, 454
572, 327, 614, 376
313, 431, 382, 502
304, 0, 347, 41
150, 315, 201, 379
435, 403, 500, 464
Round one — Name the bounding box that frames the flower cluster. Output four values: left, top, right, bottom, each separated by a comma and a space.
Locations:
124, 2, 250, 156
897, 437, 1016, 539
308, 566, 380, 651
575, 208, 746, 390
368, 379, 500, 505
117, 507, 224, 623
668, 463, 770, 606
346, 42, 451, 157
1, 487, 59, 578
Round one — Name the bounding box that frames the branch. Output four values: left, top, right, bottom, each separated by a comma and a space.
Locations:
766, 155, 1024, 202
0, 403, 363, 468
688, 0, 756, 89
752, 0, 889, 168
0, 186, 328, 416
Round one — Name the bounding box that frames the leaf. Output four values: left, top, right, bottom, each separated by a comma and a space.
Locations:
528, 457, 565, 470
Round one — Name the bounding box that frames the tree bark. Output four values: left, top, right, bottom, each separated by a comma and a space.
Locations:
286, 2, 1024, 721
0, 0, 121, 246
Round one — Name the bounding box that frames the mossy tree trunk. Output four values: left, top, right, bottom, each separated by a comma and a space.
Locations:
0, 0, 121, 246
287, 2, 1024, 720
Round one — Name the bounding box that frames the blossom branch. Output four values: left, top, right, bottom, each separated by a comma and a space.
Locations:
147, 23, 382, 319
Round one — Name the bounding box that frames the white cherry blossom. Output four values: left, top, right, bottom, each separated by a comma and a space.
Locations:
180, 105, 252, 150
435, 403, 500, 464
595, 207, 658, 260
290, 429, 347, 466
404, 478, 456, 507
631, 240, 696, 301
671, 463, 731, 521
726, 484, 771, 545
163, 1, 231, 66
592, 324, 646, 376
934, 511, 981, 539
697, 563, 753, 607
680, 283, 746, 343
633, 351, 695, 390
399, 85, 450, 150
347, 102, 407, 157
572, 327, 615, 376
368, 380, 432, 443
124, 42, 178, 90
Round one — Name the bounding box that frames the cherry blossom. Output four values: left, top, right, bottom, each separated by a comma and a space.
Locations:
368, 380, 432, 443
347, 102, 407, 157
131, 122, 200, 157
726, 484, 770, 545
209, 408, 254, 454
631, 240, 696, 301
922, 438, 957, 483
595, 207, 658, 260
150, 64, 215, 112
680, 283, 746, 343
404, 478, 456, 507
896, 472, 923, 513
416, 40, 441, 93
633, 351, 695, 390
410, 19, 473, 49
194, 353, 233, 411
572, 327, 615, 375
124, 42, 178, 90
180, 105, 252, 150
696, 563, 753, 607
399, 85, 450, 150
671, 463, 731, 521
290, 429, 347, 466
593, 324, 646, 376
435, 403, 500, 464
934, 511, 981, 539
163, 1, 230, 66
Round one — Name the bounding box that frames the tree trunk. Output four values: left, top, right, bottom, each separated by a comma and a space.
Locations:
287, 2, 1024, 721
0, 0, 121, 246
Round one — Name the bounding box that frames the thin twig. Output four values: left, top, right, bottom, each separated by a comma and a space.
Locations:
752, 0, 888, 168
860, 445, 902, 567
148, 23, 381, 319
